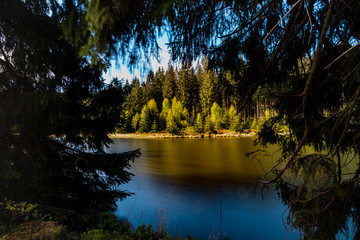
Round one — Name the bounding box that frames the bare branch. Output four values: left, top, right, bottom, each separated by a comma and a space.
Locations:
324, 42, 360, 70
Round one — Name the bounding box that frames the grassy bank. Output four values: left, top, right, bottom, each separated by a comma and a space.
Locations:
0, 220, 224, 240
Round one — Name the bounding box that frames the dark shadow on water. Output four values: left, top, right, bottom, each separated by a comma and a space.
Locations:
109, 138, 360, 239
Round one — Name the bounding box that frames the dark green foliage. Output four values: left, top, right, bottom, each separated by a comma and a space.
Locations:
134, 224, 156, 240
276, 172, 360, 239
153, 68, 165, 109
132, 113, 141, 132
61, 0, 170, 69
163, 65, 177, 100
139, 105, 152, 133
0, 0, 140, 231
197, 58, 218, 117
123, 78, 145, 118
177, 64, 200, 113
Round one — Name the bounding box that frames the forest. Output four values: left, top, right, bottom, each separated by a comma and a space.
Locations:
116, 59, 281, 135
1, 0, 360, 239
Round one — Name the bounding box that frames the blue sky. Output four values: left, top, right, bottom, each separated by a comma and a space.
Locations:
102, 35, 171, 84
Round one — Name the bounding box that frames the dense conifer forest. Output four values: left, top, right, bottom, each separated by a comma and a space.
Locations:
116, 59, 285, 135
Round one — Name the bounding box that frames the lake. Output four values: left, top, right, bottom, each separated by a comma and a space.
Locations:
106, 137, 298, 239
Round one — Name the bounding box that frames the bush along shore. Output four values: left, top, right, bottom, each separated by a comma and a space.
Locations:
0, 219, 202, 240
110, 131, 257, 139
0, 200, 229, 240
0, 219, 228, 240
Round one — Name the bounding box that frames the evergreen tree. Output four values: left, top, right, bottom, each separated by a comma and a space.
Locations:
163, 65, 177, 100
171, 97, 187, 129
195, 113, 204, 133
159, 98, 171, 131
123, 80, 132, 96
177, 63, 199, 115
138, 99, 159, 133
166, 110, 179, 134
210, 102, 223, 129
139, 105, 151, 133
143, 70, 155, 103
197, 58, 217, 117
132, 113, 140, 132
222, 105, 237, 130
123, 78, 145, 118
0, 0, 139, 230
153, 68, 165, 109
204, 116, 215, 133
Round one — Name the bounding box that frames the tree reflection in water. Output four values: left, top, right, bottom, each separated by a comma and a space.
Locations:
275, 154, 360, 239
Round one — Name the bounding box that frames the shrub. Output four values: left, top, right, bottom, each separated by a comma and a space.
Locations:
134, 224, 156, 240
1, 221, 70, 240
204, 116, 215, 133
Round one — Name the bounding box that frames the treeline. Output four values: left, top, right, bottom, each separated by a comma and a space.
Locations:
116, 59, 276, 134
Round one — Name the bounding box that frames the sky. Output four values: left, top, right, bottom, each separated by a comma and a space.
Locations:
102, 35, 171, 84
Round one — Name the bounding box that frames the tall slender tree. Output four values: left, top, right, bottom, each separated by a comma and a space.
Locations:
163, 65, 177, 100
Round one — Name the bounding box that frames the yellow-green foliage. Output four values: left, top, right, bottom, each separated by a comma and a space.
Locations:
131, 113, 140, 132
0, 199, 51, 228
195, 113, 203, 132
1, 220, 70, 240
161, 98, 170, 119
184, 126, 196, 134
166, 110, 179, 134
210, 102, 222, 129
147, 99, 158, 113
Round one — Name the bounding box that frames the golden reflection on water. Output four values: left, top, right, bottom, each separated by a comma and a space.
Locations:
110, 137, 359, 188
123, 137, 281, 187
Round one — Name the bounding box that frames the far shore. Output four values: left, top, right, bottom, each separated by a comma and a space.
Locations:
109, 131, 257, 139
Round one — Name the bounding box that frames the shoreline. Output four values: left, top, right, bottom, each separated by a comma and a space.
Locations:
109, 131, 257, 139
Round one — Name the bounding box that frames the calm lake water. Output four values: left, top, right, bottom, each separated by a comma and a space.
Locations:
107, 137, 298, 239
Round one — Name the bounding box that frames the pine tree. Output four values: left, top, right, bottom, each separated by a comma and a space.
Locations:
204, 116, 215, 133
197, 58, 217, 117
0, 0, 139, 230
123, 78, 145, 117
139, 105, 151, 133
195, 113, 204, 133
159, 98, 171, 131
143, 70, 155, 103
138, 99, 159, 133
132, 113, 140, 132
163, 65, 177, 100
166, 110, 179, 134
153, 68, 164, 109
177, 63, 199, 115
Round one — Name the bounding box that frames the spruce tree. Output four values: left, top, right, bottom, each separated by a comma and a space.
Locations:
163, 65, 177, 100
0, 0, 139, 230
159, 98, 171, 131
195, 113, 204, 133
